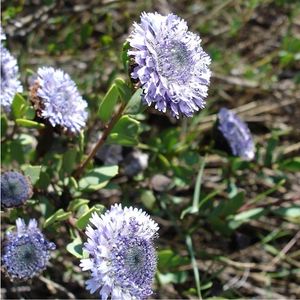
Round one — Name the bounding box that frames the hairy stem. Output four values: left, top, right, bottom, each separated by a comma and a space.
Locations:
73, 103, 126, 179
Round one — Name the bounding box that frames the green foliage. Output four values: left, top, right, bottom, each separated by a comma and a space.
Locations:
208, 192, 246, 235
78, 165, 119, 191
66, 236, 83, 258
279, 157, 300, 172
125, 88, 143, 115
114, 78, 132, 103
273, 206, 300, 224
12, 93, 28, 119
44, 209, 72, 228
16, 119, 45, 129
98, 83, 119, 122
67, 198, 90, 212
279, 36, 300, 66
76, 204, 105, 229
108, 115, 140, 146
22, 165, 41, 185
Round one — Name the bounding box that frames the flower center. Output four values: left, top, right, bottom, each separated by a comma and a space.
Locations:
112, 236, 157, 297
157, 40, 193, 83
124, 245, 145, 272
15, 242, 38, 265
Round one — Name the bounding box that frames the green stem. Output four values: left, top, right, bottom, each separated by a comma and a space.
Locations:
186, 235, 202, 300
73, 103, 126, 179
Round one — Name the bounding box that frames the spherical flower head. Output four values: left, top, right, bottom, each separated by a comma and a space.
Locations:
1, 171, 33, 209
2, 218, 56, 280
80, 204, 159, 300
128, 12, 211, 118
1, 46, 23, 112
31, 66, 88, 134
217, 108, 255, 160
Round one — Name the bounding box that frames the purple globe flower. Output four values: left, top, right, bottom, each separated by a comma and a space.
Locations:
1, 46, 23, 112
1, 171, 33, 209
128, 12, 211, 118
217, 108, 255, 160
2, 218, 56, 280
80, 204, 159, 300
31, 67, 88, 134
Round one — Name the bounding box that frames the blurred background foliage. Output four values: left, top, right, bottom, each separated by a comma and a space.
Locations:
1, 0, 300, 299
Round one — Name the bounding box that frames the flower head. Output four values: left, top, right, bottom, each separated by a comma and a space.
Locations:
1, 171, 33, 209
217, 108, 255, 160
80, 204, 159, 300
31, 66, 88, 134
128, 12, 211, 118
1, 47, 23, 112
2, 218, 56, 280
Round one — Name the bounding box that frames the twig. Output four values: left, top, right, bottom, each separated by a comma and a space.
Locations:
238, 197, 294, 213
68, 216, 85, 239
281, 142, 300, 156
271, 231, 300, 265
73, 103, 126, 179
39, 275, 76, 299
223, 267, 250, 291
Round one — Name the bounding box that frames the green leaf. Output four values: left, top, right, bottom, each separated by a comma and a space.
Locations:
222, 192, 245, 217
125, 88, 142, 115
198, 190, 219, 211
36, 170, 51, 190
66, 236, 83, 258
141, 190, 156, 210
114, 78, 132, 102
181, 157, 206, 219
39, 196, 55, 218
44, 209, 71, 228
108, 115, 140, 146
228, 207, 265, 229
61, 148, 78, 175
79, 165, 119, 191
158, 153, 171, 168
24, 106, 36, 120
76, 204, 106, 229
231, 207, 265, 221
10, 139, 25, 164
157, 271, 188, 285
12, 93, 27, 119
22, 165, 41, 185
16, 119, 45, 129
273, 206, 300, 224
158, 249, 189, 272
68, 176, 78, 190
76, 204, 90, 218
279, 157, 300, 172
67, 198, 90, 212
264, 136, 278, 166
98, 84, 119, 122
